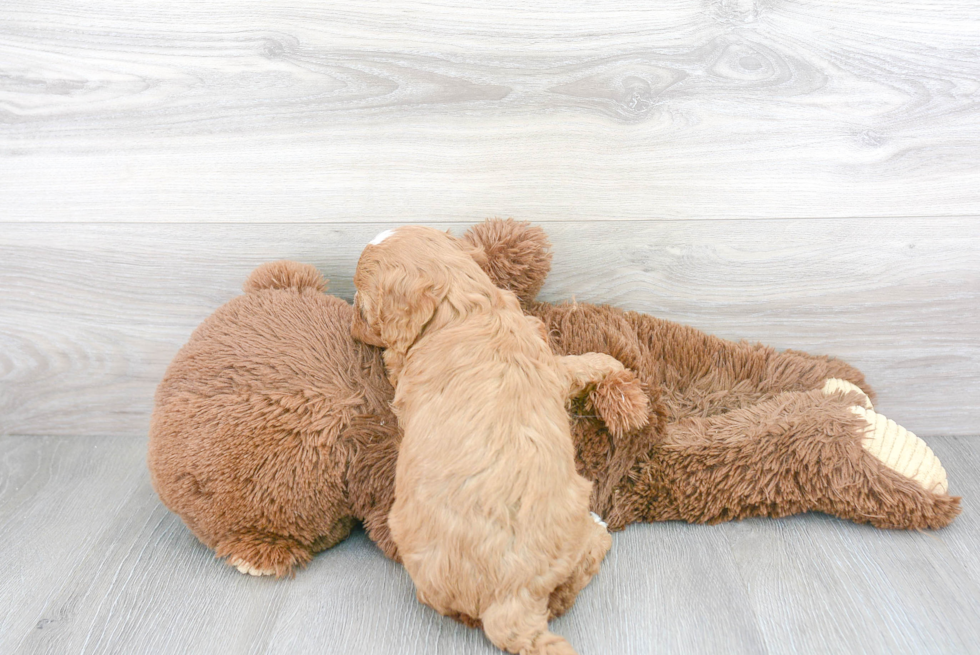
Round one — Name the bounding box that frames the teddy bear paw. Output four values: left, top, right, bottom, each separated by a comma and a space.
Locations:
822, 378, 873, 410
850, 406, 948, 494
228, 557, 277, 577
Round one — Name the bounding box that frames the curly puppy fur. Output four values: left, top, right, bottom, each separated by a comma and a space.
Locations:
352, 226, 632, 655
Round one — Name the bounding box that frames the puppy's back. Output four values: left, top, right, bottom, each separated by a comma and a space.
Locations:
390, 296, 593, 608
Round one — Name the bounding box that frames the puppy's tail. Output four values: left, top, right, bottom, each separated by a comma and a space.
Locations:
482, 597, 578, 655
243, 261, 328, 293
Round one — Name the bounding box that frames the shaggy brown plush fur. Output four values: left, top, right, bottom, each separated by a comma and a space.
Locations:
147, 264, 390, 576
148, 219, 960, 589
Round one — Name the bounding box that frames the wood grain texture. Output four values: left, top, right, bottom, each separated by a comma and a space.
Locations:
0, 436, 149, 650
1, 435, 978, 654
2, 218, 977, 438
928, 437, 980, 596
725, 513, 980, 654
1, 0, 979, 222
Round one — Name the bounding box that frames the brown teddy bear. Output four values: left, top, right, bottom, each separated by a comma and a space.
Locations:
148, 219, 960, 586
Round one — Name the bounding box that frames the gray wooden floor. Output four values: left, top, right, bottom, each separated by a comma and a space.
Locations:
1, 434, 978, 655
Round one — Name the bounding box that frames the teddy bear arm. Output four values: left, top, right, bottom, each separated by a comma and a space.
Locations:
780, 347, 874, 401
342, 416, 402, 562
639, 314, 873, 417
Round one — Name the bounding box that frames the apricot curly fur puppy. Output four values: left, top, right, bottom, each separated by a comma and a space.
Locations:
352, 227, 633, 655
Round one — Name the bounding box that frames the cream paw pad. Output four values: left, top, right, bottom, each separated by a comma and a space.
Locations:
823, 378, 947, 494
850, 406, 948, 494
229, 557, 276, 577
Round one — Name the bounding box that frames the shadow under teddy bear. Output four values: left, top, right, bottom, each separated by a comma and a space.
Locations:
148, 219, 960, 589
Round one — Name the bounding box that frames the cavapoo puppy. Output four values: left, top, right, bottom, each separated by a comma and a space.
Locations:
352, 226, 644, 655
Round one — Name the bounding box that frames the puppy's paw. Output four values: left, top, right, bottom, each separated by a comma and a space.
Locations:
588, 369, 649, 437
589, 512, 608, 529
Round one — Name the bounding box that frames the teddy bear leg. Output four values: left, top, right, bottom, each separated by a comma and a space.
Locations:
461, 218, 554, 306
217, 532, 314, 577
217, 517, 355, 578
781, 347, 871, 394
547, 514, 612, 620
623, 389, 959, 529
820, 378, 947, 493
847, 406, 948, 494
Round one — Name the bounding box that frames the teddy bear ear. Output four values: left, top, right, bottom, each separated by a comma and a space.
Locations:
243, 261, 328, 293
461, 218, 553, 304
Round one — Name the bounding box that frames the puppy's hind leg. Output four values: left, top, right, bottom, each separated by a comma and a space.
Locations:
548, 517, 612, 619
481, 592, 577, 655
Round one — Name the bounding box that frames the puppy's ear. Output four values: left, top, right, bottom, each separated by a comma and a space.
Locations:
377, 274, 440, 356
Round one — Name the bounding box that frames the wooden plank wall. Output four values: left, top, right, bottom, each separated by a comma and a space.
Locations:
1, 0, 979, 438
